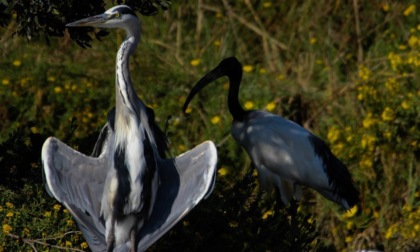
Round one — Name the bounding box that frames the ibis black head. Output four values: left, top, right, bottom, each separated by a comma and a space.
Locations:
183, 57, 245, 119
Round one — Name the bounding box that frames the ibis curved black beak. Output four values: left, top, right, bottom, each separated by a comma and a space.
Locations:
66, 13, 111, 27
182, 63, 226, 113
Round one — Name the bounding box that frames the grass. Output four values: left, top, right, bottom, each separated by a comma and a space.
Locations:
1, 1, 419, 251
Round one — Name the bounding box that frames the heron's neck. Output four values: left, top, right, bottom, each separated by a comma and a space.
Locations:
114, 28, 141, 149
115, 32, 140, 116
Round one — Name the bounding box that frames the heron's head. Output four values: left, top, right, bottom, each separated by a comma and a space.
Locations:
66, 5, 138, 29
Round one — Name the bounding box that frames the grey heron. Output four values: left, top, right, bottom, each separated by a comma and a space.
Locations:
183, 57, 359, 211
42, 5, 217, 251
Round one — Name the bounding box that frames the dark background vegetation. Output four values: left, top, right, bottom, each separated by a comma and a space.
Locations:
1, 0, 419, 251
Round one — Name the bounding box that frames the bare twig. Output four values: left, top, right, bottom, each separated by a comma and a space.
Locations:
353, 0, 363, 64
229, 11, 288, 51
6, 232, 85, 251
176, 6, 183, 64
244, 0, 277, 71
196, 0, 203, 49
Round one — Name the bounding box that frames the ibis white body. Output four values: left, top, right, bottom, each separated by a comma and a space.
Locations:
183, 57, 359, 210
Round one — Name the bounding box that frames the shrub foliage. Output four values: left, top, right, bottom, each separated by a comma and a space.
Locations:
1, 1, 419, 251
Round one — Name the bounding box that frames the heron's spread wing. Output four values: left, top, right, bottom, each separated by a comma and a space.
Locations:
122, 140, 217, 251
42, 136, 109, 251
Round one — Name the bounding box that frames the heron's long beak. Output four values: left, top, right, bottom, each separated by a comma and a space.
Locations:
182, 64, 225, 113
66, 13, 111, 27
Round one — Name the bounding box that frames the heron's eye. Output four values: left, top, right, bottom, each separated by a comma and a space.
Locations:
114, 12, 121, 18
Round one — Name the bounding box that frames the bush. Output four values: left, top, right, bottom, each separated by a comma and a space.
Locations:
0, 1, 419, 251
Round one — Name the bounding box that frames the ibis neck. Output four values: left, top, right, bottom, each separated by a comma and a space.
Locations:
227, 72, 247, 121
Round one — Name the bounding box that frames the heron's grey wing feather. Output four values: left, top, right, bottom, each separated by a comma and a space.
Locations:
91, 123, 111, 157
92, 108, 115, 157
129, 140, 217, 251
42, 137, 108, 251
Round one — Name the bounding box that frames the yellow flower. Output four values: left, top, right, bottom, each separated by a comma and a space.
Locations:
276, 74, 285, 80
53, 204, 61, 211
229, 221, 238, 228
381, 107, 395, 121
398, 44, 407, 50
3, 224, 12, 234
47, 76, 56, 82
265, 102, 276, 112
327, 126, 340, 143
20, 77, 29, 87
307, 217, 314, 224
244, 101, 254, 110
346, 221, 354, 230
213, 40, 221, 47
408, 35, 419, 48
385, 224, 398, 239
67, 219, 74, 226
358, 65, 370, 81
178, 144, 186, 152
388, 52, 402, 70
185, 107, 192, 114
382, 3, 390, 12
262, 2, 272, 8
211, 116, 221, 124
362, 113, 378, 129
172, 117, 181, 126
6, 212, 13, 217
262, 209, 274, 219
259, 68, 267, 74
402, 204, 412, 213
2, 79, 10, 85
343, 205, 358, 219
80, 242, 89, 249
383, 131, 392, 140
54, 86, 62, 94
361, 134, 376, 150
218, 167, 228, 176
332, 143, 344, 154
345, 236, 353, 243
385, 77, 399, 92
63, 209, 69, 214
12, 60, 21, 67
65, 241, 72, 247
23, 227, 30, 236
190, 59, 200, 67
403, 4, 416, 16
401, 100, 410, 110
5, 202, 14, 208
243, 65, 254, 73
309, 37, 317, 44
223, 82, 229, 90
44, 211, 51, 218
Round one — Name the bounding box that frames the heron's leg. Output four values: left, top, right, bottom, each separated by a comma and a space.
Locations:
129, 218, 139, 252
107, 215, 116, 252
